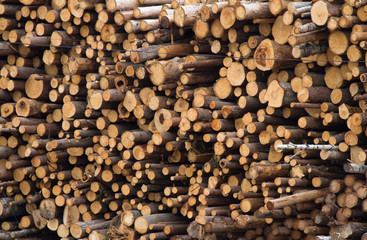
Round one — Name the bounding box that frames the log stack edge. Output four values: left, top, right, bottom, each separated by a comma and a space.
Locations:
0, 0, 367, 239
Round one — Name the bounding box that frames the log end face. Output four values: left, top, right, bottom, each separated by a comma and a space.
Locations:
173, 7, 184, 27
297, 117, 307, 129
297, 88, 309, 103
292, 47, 301, 59
254, 39, 274, 71
325, 66, 343, 89
264, 80, 284, 108
90, 91, 103, 110
266, 201, 275, 210
272, 16, 293, 45
311, 1, 329, 26
70, 224, 83, 239
194, 19, 210, 40
50, 31, 63, 46
105, 0, 116, 12
62, 101, 76, 118
200, 6, 211, 21
134, 216, 148, 234
15, 98, 30, 117
269, 0, 283, 15
149, 62, 165, 86
227, 62, 245, 86
248, 165, 259, 180
67, 58, 79, 75
220, 6, 236, 29
211, 119, 222, 131
213, 77, 232, 100
328, 31, 349, 55
25, 78, 44, 100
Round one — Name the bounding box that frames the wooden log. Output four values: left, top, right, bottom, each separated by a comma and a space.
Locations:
254, 39, 295, 71
106, 0, 139, 11
311, 1, 341, 26
149, 58, 184, 86
134, 213, 184, 234
0, 198, 26, 219
266, 188, 329, 210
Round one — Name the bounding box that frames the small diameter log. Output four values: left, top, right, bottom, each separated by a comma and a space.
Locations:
266, 188, 329, 210
134, 213, 184, 234
292, 43, 328, 59
248, 163, 288, 180
344, 163, 367, 174
235, 215, 267, 228
106, 0, 139, 11
204, 221, 248, 233
276, 144, 338, 151
70, 219, 105, 239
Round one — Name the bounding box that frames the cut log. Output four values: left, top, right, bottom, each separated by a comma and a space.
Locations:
254, 39, 296, 71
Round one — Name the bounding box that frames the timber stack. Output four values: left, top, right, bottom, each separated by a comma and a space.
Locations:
1, 0, 367, 239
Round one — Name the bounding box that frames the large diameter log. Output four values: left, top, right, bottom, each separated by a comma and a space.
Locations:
235, 2, 271, 20
272, 16, 293, 45
254, 39, 296, 71
174, 5, 201, 27
264, 81, 297, 108
266, 188, 329, 210
25, 76, 52, 101
134, 213, 184, 234
62, 101, 87, 118
39, 198, 59, 219
149, 58, 184, 86
227, 62, 245, 86
328, 31, 350, 55
154, 109, 180, 132
15, 98, 44, 117
63, 205, 80, 227
311, 1, 341, 26
339, 222, 367, 239
219, 6, 236, 29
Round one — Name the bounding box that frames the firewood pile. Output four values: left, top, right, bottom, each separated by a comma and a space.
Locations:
1, 0, 367, 239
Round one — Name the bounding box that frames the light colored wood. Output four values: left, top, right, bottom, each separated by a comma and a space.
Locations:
267, 188, 329, 210
254, 39, 295, 71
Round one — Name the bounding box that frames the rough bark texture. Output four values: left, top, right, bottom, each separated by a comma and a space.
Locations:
0, 1, 366, 240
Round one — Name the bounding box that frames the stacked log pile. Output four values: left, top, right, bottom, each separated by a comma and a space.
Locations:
1, 0, 367, 239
